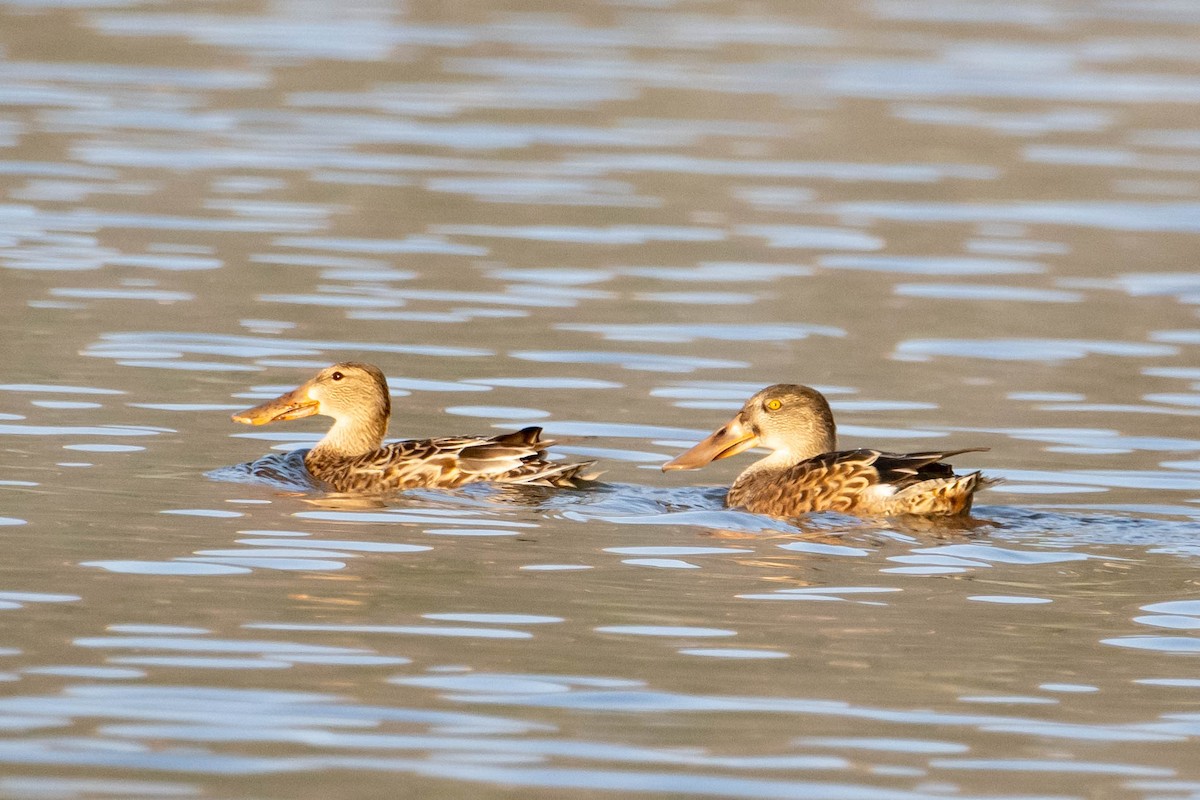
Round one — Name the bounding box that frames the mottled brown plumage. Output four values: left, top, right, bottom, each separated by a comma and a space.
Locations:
663, 384, 998, 518
232, 362, 593, 493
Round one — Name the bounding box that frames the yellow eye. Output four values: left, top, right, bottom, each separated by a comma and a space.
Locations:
765, 399, 782, 411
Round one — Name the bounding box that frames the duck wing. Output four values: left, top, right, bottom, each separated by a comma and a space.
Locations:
866, 447, 989, 488
455, 427, 593, 485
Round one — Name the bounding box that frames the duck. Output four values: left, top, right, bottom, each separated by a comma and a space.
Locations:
662, 384, 997, 517
231, 362, 594, 493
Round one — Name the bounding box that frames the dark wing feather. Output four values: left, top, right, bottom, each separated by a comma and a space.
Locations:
488, 426, 545, 448
869, 448, 989, 489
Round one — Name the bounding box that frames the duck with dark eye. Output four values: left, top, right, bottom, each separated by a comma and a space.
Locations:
231, 362, 595, 493
662, 384, 998, 518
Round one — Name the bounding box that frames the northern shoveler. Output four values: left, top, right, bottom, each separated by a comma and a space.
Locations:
663, 384, 996, 517
232, 362, 593, 493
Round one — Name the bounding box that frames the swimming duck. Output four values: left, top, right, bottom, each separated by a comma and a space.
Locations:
231, 362, 593, 493
662, 384, 997, 517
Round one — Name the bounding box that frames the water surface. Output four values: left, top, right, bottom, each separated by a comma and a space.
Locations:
2, 0, 1200, 798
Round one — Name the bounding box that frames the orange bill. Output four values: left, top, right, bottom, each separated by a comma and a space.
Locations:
231, 385, 319, 426
662, 414, 760, 471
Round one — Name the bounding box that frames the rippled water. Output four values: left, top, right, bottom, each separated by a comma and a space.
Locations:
3, 0, 1200, 797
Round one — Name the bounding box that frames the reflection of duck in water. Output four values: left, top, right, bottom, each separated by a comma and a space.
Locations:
232, 362, 594, 493
663, 384, 998, 518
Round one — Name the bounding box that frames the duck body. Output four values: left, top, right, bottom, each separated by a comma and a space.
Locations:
726, 447, 991, 517
663, 384, 997, 518
303, 426, 591, 493
232, 362, 592, 494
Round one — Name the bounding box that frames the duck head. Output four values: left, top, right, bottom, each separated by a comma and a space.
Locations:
662, 384, 836, 471
232, 362, 391, 456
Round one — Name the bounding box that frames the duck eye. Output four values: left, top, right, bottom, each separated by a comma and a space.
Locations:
765, 399, 782, 411
331, 371, 344, 381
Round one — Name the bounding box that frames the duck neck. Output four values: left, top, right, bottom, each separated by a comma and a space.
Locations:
309, 413, 387, 460
739, 426, 837, 481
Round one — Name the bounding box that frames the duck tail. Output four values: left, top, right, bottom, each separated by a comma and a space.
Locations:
513, 459, 601, 487
889, 470, 1000, 516
976, 474, 1005, 492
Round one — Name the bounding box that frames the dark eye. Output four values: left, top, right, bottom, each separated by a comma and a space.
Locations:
331, 371, 343, 381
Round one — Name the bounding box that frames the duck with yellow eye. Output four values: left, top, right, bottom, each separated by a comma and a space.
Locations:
231, 362, 595, 494
663, 384, 998, 518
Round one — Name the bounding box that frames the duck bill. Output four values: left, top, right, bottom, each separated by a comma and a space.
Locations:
231, 385, 319, 426
662, 415, 760, 472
